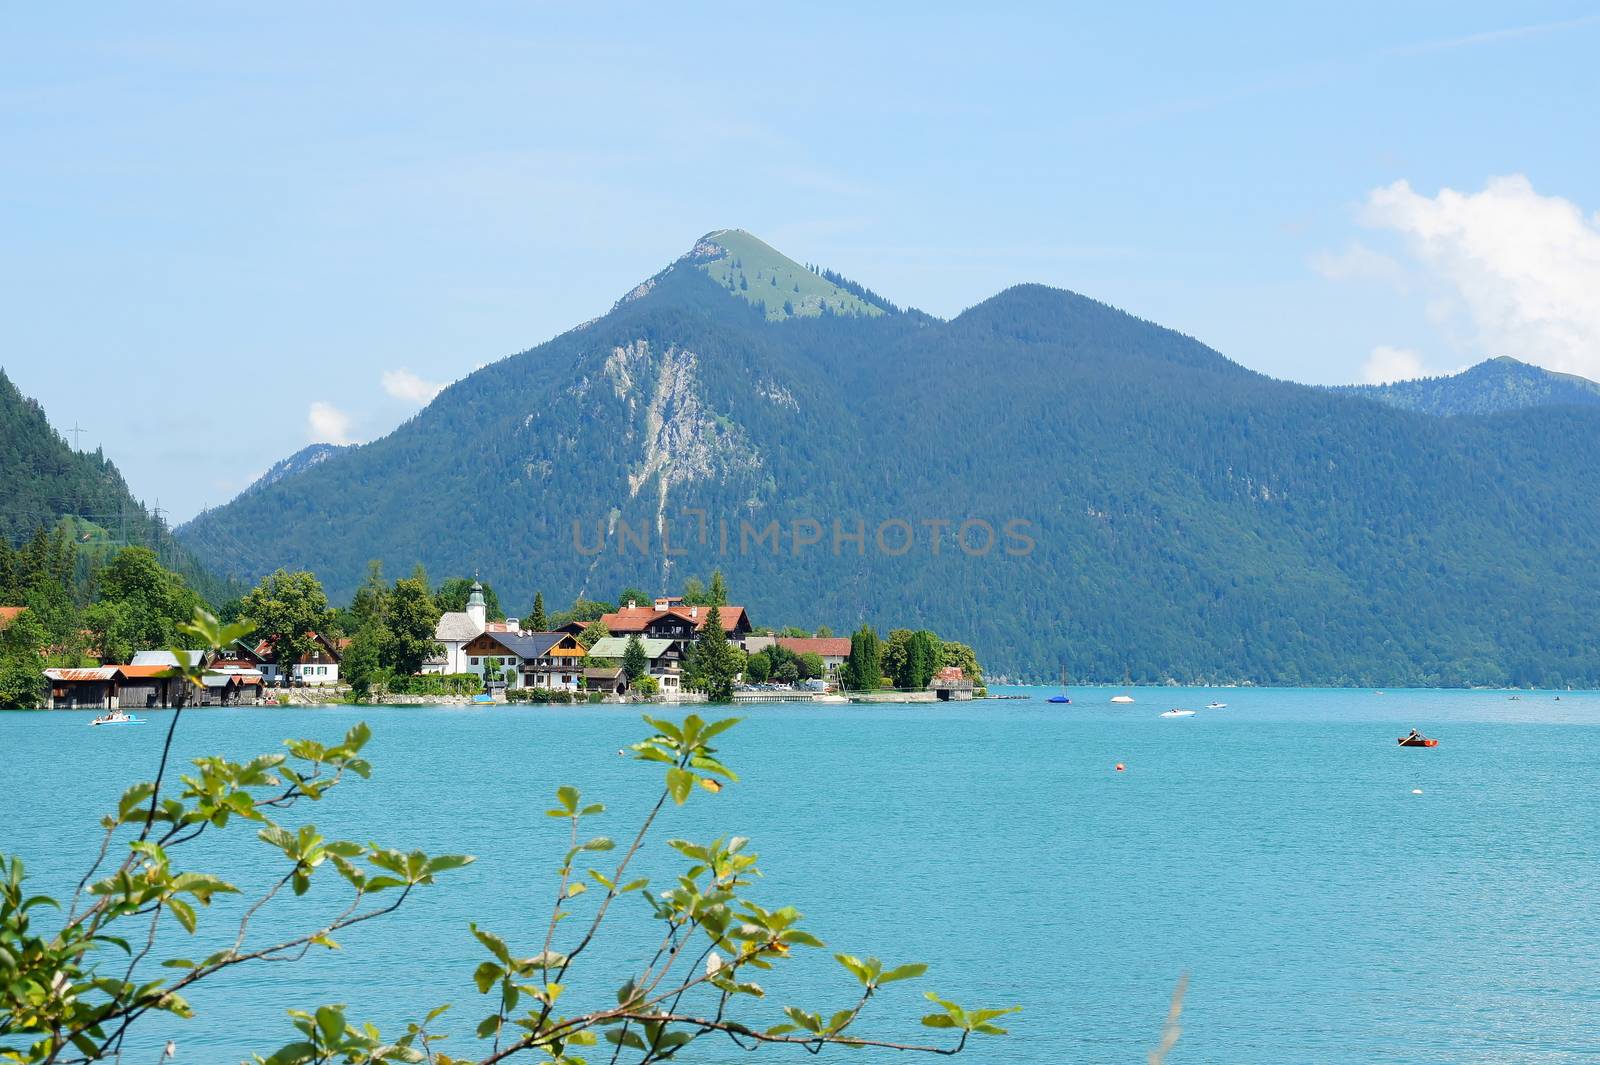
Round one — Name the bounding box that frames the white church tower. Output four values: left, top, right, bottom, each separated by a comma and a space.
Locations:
467, 579, 487, 630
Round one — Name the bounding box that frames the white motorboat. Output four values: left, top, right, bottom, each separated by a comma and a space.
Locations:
1160, 708, 1196, 718
89, 709, 145, 726
1110, 694, 1135, 704
1205, 701, 1227, 709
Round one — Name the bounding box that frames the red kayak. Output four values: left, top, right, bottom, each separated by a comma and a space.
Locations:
1397, 735, 1438, 747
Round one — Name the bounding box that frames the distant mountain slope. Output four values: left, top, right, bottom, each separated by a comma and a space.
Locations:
240, 443, 353, 496
1338, 357, 1600, 415
178, 233, 1600, 687
0, 368, 228, 601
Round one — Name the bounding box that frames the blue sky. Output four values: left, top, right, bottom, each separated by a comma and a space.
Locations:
4, 3, 1599, 520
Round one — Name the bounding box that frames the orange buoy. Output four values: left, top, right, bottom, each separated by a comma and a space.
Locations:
1115, 763, 1125, 772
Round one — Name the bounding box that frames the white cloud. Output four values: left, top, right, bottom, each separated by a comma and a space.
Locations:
1361, 345, 1426, 385
1309, 242, 1410, 289
308, 401, 356, 445
381, 368, 446, 404
1359, 175, 1600, 380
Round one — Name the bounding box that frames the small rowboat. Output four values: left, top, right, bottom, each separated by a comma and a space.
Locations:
1397, 734, 1438, 747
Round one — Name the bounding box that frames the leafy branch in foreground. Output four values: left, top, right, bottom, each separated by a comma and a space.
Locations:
1, 609, 1014, 1064
0, 610, 473, 1065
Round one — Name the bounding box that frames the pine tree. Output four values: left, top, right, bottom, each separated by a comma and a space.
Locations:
842, 625, 881, 691
529, 591, 547, 631
621, 633, 648, 681
691, 604, 737, 701
709, 569, 727, 607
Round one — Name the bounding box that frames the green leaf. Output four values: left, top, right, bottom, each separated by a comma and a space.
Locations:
700, 716, 742, 741
783, 1007, 822, 1033
580, 836, 615, 852
666, 768, 694, 805
315, 1005, 346, 1043
342, 721, 372, 752
920, 1014, 958, 1029
117, 782, 155, 822
643, 716, 684, 742
473, 961, 503, 994
879, 962, 928, 984
470, 923, 512, 965
167, 897, 197, 934
424, 854, 475, 874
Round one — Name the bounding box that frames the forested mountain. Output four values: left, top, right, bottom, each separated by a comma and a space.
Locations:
178, 231, 1600, 687
1338, 356, 1600, 415
0, 369, 227, 603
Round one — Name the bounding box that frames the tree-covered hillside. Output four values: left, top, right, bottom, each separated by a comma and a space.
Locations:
0, 369, 229, 604
177, 234, 1600, 687
1337, 356, 1600, 415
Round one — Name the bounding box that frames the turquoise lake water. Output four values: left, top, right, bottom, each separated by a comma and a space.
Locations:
3, 687, 1599, 1063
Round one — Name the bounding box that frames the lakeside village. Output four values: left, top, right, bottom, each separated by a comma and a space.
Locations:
0, 535, 984, 711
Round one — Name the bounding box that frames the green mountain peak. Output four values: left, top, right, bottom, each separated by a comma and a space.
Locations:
680, 228, 887, 321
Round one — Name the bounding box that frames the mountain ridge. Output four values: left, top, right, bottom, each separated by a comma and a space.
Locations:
1336, 356, 1600, 415
176, 232, 1600, 687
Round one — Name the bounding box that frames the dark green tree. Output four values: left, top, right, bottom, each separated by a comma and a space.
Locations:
385, 572, 441, 675
95, 546, 200, 653
621, 633, 649, 681
798, 651, 825, 681
687, 604, 738, 701
708, 569, 727, 606
239, 569, 333, 681
80, 601, 136, 666
577, 620, 609, 650
842, 625, 882, 691
908, 630, 944, 689
437, 577, 504, 621
615, 586, 652, 611
551, 598, 614, 629
0, 608, 47, 707
348, 560, 389, 629
744, 648, 772, 683
341, 622, 387, 699
528, 591, 548, 631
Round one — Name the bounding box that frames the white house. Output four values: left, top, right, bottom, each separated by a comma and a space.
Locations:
254, 633, 343, 686
459, 630, 587, 690
585, 635, 683, 694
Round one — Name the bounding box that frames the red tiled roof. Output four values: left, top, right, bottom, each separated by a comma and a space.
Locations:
600, 605, 748, 634
934, 666, 965, 681
253, 632, 342, 662
775, 637, 851, 657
